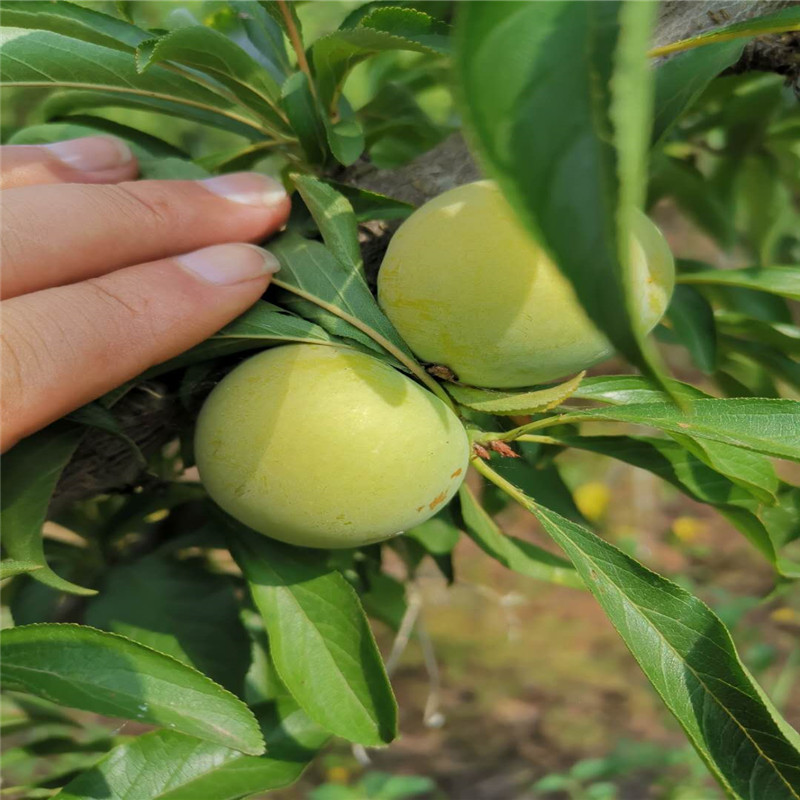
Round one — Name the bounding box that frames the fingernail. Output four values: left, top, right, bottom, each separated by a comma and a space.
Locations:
45, 136, 133, 172
177, 243, 280, 285
201, 172, 288, 207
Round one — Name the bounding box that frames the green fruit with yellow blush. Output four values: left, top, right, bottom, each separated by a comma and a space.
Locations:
377, 180, 675, 388
195, 344, 469, 549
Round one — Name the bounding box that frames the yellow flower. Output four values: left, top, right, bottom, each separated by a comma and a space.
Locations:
671, 516, 706, 543
770, 607, 798, 624
574, 482, 610, 522
326, 766, 350, 785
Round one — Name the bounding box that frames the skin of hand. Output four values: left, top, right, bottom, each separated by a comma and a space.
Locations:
0, 136, 292, 452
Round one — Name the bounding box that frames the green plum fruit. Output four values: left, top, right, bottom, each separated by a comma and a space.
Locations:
378, 180, 675, 388
195, 344, 469, 549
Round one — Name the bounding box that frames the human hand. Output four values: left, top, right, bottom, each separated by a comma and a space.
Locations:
1, 136, 291, 452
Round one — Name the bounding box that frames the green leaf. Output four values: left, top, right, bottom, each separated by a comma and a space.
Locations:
1, 0, 149, 50
6, 118, 188, 159
230, 0, 291, 83
448, 372, 585, 415
1, 624, 265, 755
670, 435, 779, 506
360, 81, 447, 168
0, 423, 93, 596
85, 554, 251, 696
228, 523, 398, 747
458, 484, 583, 589
0, 28, 266, 139
268, 233, 415, 363
649, 156, 733, 247
360, 569, 407, 633
312, 7, 450, 114
652, 40, 745, 144
0, 560, 42, 580
678, 266, 800, 301
142, 301, 334, 378
547, 434, 780, 565
476, 461, 800, 798
58, 696, 328, 800
457, 2, 667, 393
405, 506, 460, 556
561, 398, 800, 462
323, 95, 366, 166
324, 181, 414, 223
572, 374, 708, 405
281, 71, 327, 165
135, 26, 290, 134
664, 284, 717, 374
293, 174, 363, 276
716, 313, 800, 357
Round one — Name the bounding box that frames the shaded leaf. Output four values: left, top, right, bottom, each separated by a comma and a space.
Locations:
0, 423, 93, 595
281, 71, 327, 165
665, 284, 718, 374
678, 267, 800, 301
1, 624, 265, 755
652, 40, 745, 144
85, 554, 251, 696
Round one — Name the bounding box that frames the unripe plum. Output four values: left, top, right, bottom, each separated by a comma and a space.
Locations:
195, 344, 469, 549
378, 180, 674, 388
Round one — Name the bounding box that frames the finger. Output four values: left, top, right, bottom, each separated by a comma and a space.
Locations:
0, 137, 137, 190
1, 173, 291, 299
1, 243, 279, 451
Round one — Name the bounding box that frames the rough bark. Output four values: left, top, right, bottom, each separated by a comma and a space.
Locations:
57, 0, 800, 501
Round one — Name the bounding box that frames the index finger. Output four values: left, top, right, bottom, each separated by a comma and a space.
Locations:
0, 172, 291, 299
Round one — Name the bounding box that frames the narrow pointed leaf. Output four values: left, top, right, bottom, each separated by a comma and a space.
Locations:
268, 233, 415, 361
458, 485, 582, 589
1, 624, 265, 755
0, 28, 266, 139
561, 398, 800, 462
228, 524, 397, 747
665, 284, 718, 374
1, 0, 149, 50
678, 267, 800, 301
313, 7, 450, 114
135, 26, 290, 133
571, 374, 708, 405
293, 174, 363, 277
0, 423, 93, 595
448, 372, 585, 415
281, 72, 327, 165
